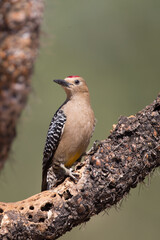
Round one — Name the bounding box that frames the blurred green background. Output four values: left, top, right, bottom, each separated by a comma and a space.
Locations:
0, 0, 160, 239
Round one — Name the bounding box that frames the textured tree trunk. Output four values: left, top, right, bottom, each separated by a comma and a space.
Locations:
0, 0, 43, 169
0, 94, 159, 240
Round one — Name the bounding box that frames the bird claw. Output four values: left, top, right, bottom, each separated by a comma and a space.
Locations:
86, 140, 101, 155
68, 169, 79, 180
60, 164, 79, 181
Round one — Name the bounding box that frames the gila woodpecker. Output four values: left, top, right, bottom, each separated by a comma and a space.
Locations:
41, 76, 95, 191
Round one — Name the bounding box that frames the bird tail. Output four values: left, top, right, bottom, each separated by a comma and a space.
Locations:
41, 166, 66, 191
41, 171, 47, 191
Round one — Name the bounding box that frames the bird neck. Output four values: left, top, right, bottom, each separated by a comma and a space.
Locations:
65, 91, 90, 104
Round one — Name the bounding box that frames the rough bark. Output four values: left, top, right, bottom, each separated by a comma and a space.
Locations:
0, 94, 159, 240
0, 0, 43, 169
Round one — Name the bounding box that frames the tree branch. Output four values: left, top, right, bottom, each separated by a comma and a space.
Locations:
0, 0, 43, 169
0, 94, 160, 240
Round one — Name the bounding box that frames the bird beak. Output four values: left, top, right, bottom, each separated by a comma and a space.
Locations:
53, 79, 71, 88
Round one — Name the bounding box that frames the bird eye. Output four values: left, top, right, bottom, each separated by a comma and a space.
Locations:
74, 80, 80, 85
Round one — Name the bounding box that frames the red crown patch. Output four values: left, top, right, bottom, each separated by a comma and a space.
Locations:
67, 75, 80, 78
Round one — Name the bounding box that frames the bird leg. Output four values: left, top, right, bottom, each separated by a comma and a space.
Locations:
60, 163, 79, 180
85, 140, 101, 155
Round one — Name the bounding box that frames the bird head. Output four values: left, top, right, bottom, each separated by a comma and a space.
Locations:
53, 75, 89, 98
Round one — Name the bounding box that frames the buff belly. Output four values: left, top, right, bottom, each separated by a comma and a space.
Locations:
64, 151, 81, 167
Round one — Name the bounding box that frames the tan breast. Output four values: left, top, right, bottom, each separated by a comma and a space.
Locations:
53, 93, 95, 167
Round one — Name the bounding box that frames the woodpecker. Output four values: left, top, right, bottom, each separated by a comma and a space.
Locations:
41, 76, 95, 191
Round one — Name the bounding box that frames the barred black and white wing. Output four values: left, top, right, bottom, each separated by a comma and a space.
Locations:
41, 109, 66, 191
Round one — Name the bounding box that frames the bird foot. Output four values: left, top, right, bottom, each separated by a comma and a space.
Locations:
86, 140, 101, 155
60, 163, 79, 181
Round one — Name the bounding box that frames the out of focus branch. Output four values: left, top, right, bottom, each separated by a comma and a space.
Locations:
0, 94, 159, 240
0, 0, 43, 169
